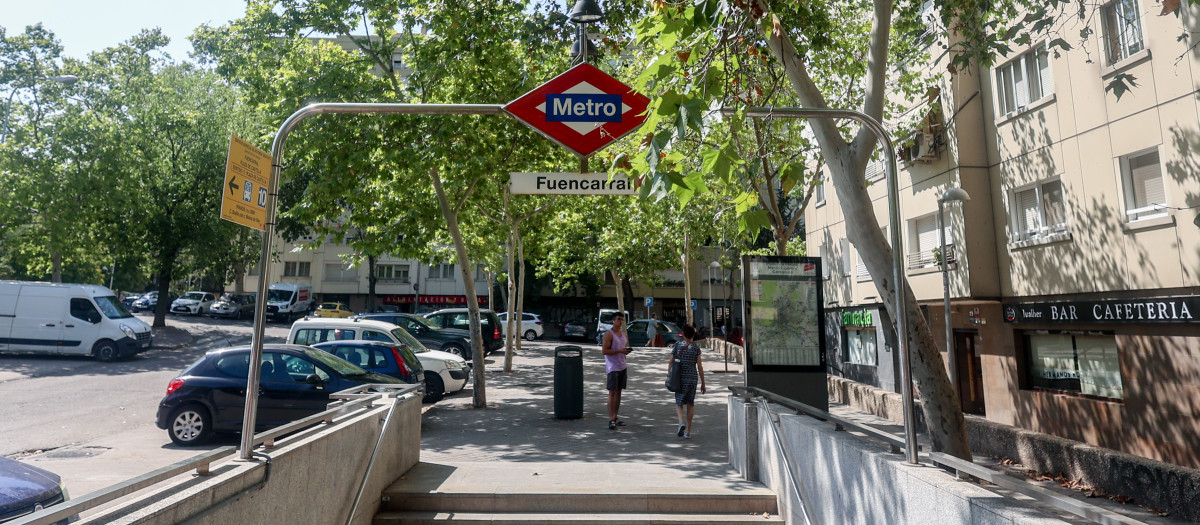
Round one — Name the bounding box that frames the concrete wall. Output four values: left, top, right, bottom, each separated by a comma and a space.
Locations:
729, 395, 1074, 525
80, 394, 421, 525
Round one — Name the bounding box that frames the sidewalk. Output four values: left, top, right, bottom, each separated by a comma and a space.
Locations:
414, 340, 764, 496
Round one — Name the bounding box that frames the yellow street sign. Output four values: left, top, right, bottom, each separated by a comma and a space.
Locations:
220, 134, 272, 231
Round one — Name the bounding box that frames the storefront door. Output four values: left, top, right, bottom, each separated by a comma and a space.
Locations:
955, 331, 986, 415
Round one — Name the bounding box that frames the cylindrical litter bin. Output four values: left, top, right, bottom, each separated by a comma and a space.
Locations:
553, 345, 584, 419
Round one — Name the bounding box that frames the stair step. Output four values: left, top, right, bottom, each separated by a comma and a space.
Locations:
373, 511, 785, 525
380, 492, 778, 514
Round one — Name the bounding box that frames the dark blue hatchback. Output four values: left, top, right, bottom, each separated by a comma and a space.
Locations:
312, 340, 424, 385
155, 344, 407, 446
0, 457, 73, 524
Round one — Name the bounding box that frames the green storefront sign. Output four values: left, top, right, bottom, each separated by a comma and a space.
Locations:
842, 310, 873, 326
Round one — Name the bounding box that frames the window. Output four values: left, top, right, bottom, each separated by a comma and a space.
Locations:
845, 328, 878, 366
284, 261, 311, 277
324, 263, 359, 282
864, 160, 884, 181
376, 264, 410, 282
432, 263, 455, 280
995, 46, 1053, 115
814, 173, 826, 204
1101, 0, 1144, 64
907, 214, 954, 269
247, 263, 260, 277
1120, 149, 1166, 221
70, 298, 100, 323
475, 268, 487, 281
1010, 180, 1067, 242
1024, 332, 1123, 399
291, 328, 355, 346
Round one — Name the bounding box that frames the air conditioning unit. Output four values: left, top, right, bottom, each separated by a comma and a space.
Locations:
906, 132, 939, 163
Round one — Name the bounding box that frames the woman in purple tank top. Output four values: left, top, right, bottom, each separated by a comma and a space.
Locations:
601, 312, 631, 430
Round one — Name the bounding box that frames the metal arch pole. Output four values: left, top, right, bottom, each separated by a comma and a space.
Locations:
238, 102, 506, 460
723, 106, 919, 465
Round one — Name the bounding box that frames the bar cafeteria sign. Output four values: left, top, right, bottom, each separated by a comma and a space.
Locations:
1003, 296, 1200, 324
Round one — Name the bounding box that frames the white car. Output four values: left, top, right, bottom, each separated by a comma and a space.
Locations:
497, 312, 544, 341
285, 318, 469, 402
171, 291, 216, 315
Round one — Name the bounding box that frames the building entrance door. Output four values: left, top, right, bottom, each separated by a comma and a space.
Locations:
955, 330, 986, 415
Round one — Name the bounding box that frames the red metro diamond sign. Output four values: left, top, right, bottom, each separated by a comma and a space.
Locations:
505, 63, 650, 158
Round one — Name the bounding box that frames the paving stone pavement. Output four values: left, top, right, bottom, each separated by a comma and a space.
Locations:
419, 339, 746, 473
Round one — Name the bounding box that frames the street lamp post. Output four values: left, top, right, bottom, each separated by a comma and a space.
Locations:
708, 260, 720, 340
1, 75, 79, 143
938, 187, 970, 398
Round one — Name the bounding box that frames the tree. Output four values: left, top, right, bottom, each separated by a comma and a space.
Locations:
629, 0, 977, 458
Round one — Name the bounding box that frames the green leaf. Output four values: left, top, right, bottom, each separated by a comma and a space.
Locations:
1049, 38, 1072, 52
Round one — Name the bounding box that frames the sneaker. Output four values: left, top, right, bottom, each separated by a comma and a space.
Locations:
684, 431, 691, 439
677, 423, 686, 437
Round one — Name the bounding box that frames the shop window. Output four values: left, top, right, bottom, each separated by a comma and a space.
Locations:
845, 327, 878, 366
1023, 332, 1124, 399
1010, 179, 1067, 242
1101, 0, 1144, 65
995, 46, 1053, 115
1120, 149, 1166, 221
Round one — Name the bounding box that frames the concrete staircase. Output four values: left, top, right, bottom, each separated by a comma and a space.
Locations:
373, 462, 782, 524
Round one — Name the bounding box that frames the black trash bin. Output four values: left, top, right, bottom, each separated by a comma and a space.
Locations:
554, 345, 584, 419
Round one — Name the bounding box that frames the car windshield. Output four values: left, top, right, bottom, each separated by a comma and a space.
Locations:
390, 328, 429, 353
268, 289, 293, 301
408, 315, 439, 329
302, 348, 367, 376
182, 292, 205, 300
95, 296, 133, 319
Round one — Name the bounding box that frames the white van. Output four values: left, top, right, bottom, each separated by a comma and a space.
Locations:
595, 308, 631, 344
0, 281, 153, 361
286, 317, 468, 402
267, 283, 313, 321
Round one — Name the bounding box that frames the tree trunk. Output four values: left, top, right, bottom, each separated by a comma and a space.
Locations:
828, 156, 971, 460
51, 251, 62, 283
504, 233, 518, 372
621, 276, 635, 318
367, 254, 378, 311
430, 169, 486, 408
611, 269, 625, 315
515, 229, 527, 354
234, 263, 245, 294
683, 234, 694, 326
152, 260, 174, 328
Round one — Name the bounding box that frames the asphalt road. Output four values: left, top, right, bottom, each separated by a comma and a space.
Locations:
0, 312, 291, 500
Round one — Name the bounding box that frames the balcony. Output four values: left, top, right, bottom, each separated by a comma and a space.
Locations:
906, 245, 956, 271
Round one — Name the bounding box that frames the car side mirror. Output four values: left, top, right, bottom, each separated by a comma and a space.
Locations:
305, 374, 324, 385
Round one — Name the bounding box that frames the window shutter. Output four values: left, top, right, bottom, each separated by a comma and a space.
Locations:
1130, 151, 1165, 209
1037, 49, 1054, 97
841, 239, 852, 276
1015, 188, 1041, 237
998, 66, 1015, 114
1013, 59, 1030, 107
1041, 181, 1067, 229
855, 244, 870, 279
914, 215, 939, 253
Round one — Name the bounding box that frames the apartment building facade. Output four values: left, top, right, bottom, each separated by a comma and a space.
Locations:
807, 0, 1200, 468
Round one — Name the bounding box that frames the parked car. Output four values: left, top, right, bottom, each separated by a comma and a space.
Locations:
312, 340, 424, 386
130, 291, 178, 313
155, 344, 408, 446
371, 305, 400, 313
0, 281, 153, 361
121, 293, 141, 309
353, 313, 474, 361
313, 302, 355, 318
625, 319, 684, 347
560, 319, 592, 341
286, 318, 469, 402
209, 293, 256, 320
0, 456, 75, 524
496, 311, 544, 341
423, 308, 504, 355
170, 291, 216, 315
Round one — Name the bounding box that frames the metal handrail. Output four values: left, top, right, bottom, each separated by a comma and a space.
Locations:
733, 386, 1148, 525
13, 383, 419, 525
756, 396, 815, 525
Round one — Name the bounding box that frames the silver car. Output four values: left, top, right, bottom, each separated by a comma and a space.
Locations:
208, 293, 256, 320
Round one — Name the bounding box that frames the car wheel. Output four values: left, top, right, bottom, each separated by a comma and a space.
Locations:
168, 404, 212, 446
198, 307, 204, 315
524, 330, 537, 341
93, 340, 120, 362
442, 343, 470, 361
423, 372, 445, 403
